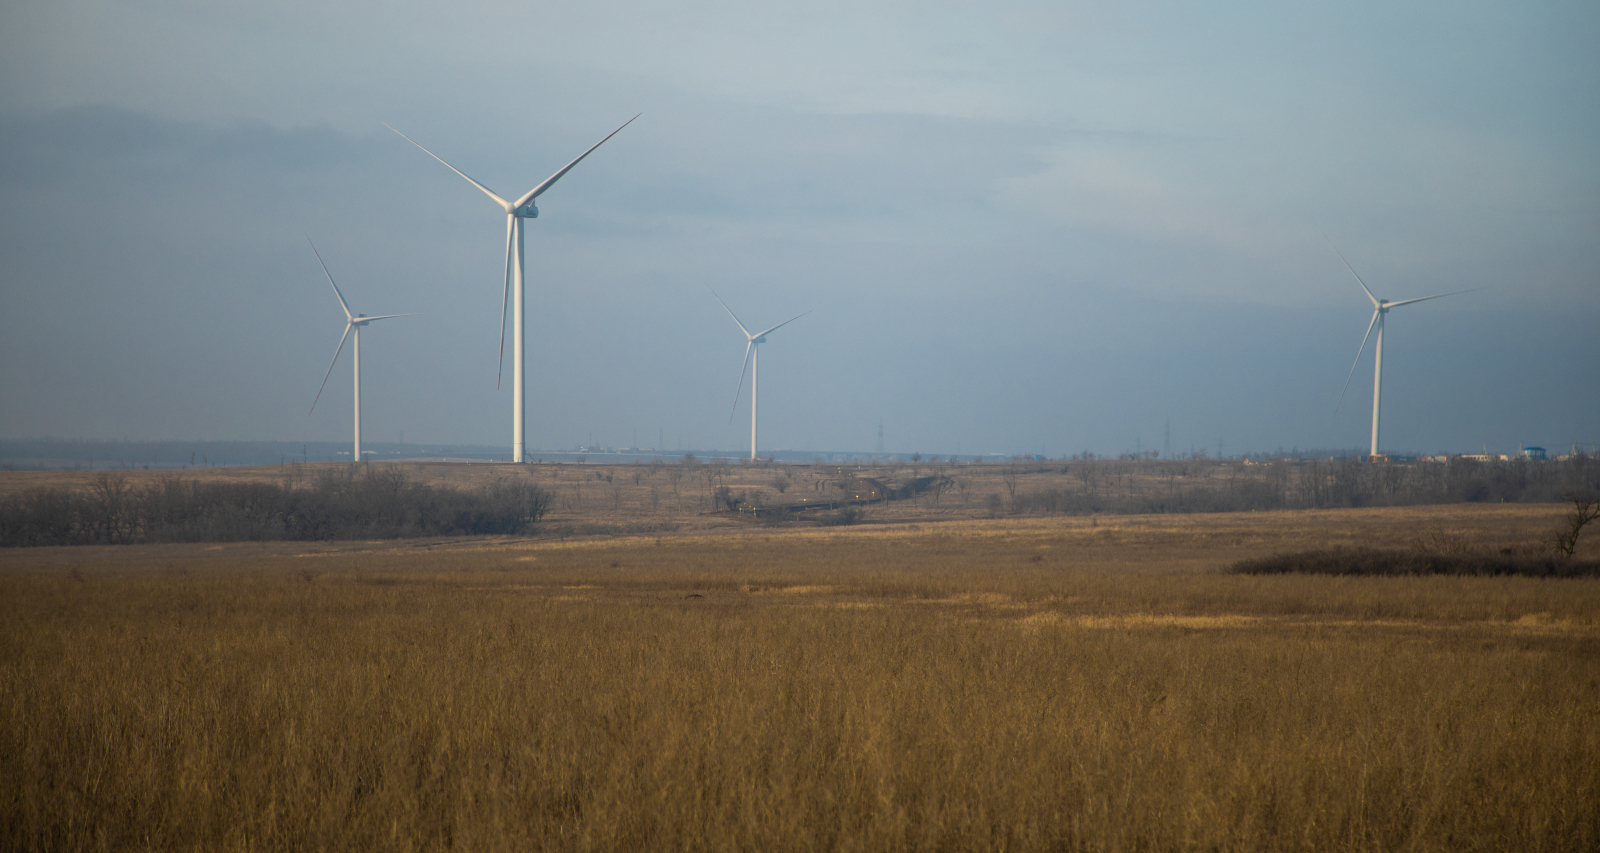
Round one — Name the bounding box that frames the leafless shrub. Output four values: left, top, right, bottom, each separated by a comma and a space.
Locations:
1553, 492, 1600, 558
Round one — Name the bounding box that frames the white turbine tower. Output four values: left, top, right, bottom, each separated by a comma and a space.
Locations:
386, 116, 638, 464
713, 291, 808, 461
1329, 239, 1474, 460
307, 238, 418, 463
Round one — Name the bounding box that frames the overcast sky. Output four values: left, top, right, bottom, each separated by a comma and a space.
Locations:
1, 0, 1595, 457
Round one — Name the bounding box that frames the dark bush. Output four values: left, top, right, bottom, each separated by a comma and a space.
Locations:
1228, 548, 1600, 579
816, 506, 863, 527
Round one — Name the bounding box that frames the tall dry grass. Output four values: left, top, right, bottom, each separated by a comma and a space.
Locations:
3, 511, 1598, 851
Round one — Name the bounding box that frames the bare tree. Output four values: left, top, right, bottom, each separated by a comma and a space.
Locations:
772, 472, 792, 494
1554, 493, 1600, 558
88, 473, 134, 544
703, 464, 727, 510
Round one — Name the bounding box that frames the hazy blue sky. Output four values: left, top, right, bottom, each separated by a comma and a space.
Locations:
1, 0, 1595, 456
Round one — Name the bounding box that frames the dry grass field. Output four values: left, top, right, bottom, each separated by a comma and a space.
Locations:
4, 502, 1598, 851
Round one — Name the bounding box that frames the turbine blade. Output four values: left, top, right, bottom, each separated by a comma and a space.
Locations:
306, 235, 353, 321
355, 313, 420, 322
1323, 233, 1380, 307
384, 123, 511, 209
754, 310, 811, 339
710, 288, 752, 338
515, 114, 640, 208
1383, 288, 1479, 309
310, 323, 354, 415
1335, 309, 1380, 415
729, 340, 753, 424
498, 214, 514, 389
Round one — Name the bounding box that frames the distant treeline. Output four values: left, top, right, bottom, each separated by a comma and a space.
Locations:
0, 467, 551, 547
1001, 454, 1599, 516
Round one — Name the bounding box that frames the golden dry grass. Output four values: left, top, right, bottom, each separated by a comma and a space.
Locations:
3, 505, 1598, 851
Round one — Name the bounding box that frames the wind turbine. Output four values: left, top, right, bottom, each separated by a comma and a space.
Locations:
1328, 238, 1475, 460
307, 238, 418, 463
713, 291, 808, 461
385, 115, 638, 464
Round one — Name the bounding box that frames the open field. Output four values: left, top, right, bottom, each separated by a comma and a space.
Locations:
4, 504, 1598, 851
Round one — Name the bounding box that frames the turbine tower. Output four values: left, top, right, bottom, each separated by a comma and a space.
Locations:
713, 291, 808, 461
307, 238, 418, 463
387, 116, 638, 463
1329, 238, 1474, 459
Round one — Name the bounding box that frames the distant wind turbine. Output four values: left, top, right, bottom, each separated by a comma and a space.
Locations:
385, 115, 638, 463
307, 237, 418, 463
713, 290, 808, 461
1327, 237, 1476, 459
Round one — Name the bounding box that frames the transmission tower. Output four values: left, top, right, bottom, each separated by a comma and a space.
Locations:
877, 419, 886, 454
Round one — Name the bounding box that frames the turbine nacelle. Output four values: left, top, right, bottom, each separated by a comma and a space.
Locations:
516, 203, 538, 219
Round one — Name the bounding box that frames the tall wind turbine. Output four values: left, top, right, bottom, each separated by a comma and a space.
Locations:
307, 238, 418, 463
1329, 238, 1474, 459
713, 291, 808, 461
386, 116, 638, 463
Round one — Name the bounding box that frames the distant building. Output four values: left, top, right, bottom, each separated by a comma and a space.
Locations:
1521, 446, 1547, 461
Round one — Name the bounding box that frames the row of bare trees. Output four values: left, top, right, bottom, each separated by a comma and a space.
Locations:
1, 467, 551, 547
989, 454, 1599, 516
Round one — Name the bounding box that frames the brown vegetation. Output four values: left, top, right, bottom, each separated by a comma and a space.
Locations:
3, 504, 1598, 851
